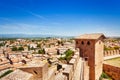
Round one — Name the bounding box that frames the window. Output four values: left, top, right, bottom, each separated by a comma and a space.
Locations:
81, 41, 84, 45
85, 57, 88, 61
33, 70, 38, 74
76, 41, 78, 44
87, 41, 90, 45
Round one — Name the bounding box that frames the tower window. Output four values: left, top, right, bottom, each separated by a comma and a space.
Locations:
76, 41, 78, 44
81, 41, 84, 45
85, 57, 88, 61
87, 41, 90, 45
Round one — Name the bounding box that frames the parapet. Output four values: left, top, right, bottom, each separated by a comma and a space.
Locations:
104, 50, 120, 57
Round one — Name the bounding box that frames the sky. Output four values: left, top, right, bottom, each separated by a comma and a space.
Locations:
0, 0, 120, 36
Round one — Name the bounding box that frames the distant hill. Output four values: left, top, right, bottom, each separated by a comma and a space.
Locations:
0, 34, 74, 38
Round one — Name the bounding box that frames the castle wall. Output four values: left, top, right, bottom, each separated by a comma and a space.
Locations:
103, 64, 120, 80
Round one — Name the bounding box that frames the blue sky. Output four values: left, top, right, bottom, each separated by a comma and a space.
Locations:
0, 0, 120, 36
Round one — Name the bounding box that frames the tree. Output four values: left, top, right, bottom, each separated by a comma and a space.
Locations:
12, 46, 17, 51
37, 44, 41, 48
18, 46, 24, 51
0, 43, 5, 47
38, 49, 45, 54
43, 48, 45, 54
65, 49, 74, 57
99, 72, 112, 80
57, 41, 61, 45
0, 70, 13, 79
28, 45, 30, 51
59, 49, 74, 62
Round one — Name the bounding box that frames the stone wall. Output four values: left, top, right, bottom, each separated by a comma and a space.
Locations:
103, 64, 120, 80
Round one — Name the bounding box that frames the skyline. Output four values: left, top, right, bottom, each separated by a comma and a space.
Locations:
0, 0, 120, 36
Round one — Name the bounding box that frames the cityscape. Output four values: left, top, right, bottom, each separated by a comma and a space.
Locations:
0, 0, 120, 80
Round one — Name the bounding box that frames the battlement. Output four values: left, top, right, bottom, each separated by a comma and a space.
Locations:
104, 50, 120, 60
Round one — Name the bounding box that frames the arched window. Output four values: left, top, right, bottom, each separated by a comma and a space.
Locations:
87, 41, 90, 45
76, 41, 78, 44
81, 41, 84, 45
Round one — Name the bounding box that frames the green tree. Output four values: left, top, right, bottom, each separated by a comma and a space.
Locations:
99, 72, 112, 80
12, 46, 17, 51
0, 43, 4, 47
59, 49, 74, 62
38, 49, 45, 54
18, 46, 24, 51
57, 41, 61, 45
0, 70, 13, 78
64, 49, 74, 61
28, 45, 30, 51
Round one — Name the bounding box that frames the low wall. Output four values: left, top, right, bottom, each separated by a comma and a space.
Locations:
103, 64, 120, 80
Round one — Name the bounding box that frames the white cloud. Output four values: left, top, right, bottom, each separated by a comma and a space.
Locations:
28, 11, 47, 20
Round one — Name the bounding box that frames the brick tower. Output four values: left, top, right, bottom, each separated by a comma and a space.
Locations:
75, 33, 105, 80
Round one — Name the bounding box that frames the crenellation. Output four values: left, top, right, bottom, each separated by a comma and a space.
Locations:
104, 50, 120, 58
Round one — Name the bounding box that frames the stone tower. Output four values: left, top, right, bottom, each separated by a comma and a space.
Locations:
75, 33, 105, 80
